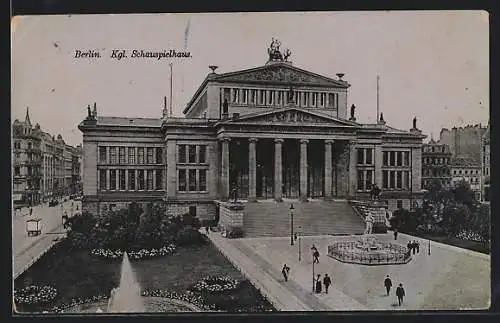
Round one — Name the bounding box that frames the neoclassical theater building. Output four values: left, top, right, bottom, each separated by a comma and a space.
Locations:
79, 43, 425, 229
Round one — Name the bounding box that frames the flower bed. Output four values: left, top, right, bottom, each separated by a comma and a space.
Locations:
90, 244, 176, 260
49, 294, 109, 313
142, 289, 216, 311
191, 275, 240, 293
14, 285, 58, 305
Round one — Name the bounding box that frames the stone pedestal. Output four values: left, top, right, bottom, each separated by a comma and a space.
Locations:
217, 201, 245, 237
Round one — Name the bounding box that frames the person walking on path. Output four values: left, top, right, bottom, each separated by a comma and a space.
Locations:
282, 264, 290, 282
393, 228, 398, 240
205, 226, 210, 235
384, 275, 392, 296
29, 207, 33, 217
416, 241, 420, 254
412, 241, 417, 255
315, 274, 322, 293
407, 241, 412, 253
396, 283, 405, 306
323, 274, 332, 294
311, 245, 320, 264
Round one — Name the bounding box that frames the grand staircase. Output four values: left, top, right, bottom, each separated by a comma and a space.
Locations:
242, 199, 365, 237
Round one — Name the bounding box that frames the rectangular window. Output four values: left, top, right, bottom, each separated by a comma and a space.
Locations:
128, 147, 135, 164
382, 170, 388, 189
328, 93, 334, 108
128, 170, 135, 190
137, 148, 145, 164
99, 147, 107, 163
365, 170, 373, 190
357, 149, 364, 165
390, 171, 395, 189
99, 170, 106, 190
119, 170, 126, 190
250, 89, 257, 104
14, 167, 20, 176
397, 152, 403, 166
397, 200, 403, 209
199, 169, 207, 191
357, 171, 364, 190
156, 148, 163, 164
109, 147, 117, 164
147, 170, 154, 190
119, 147, 125, 164
259, 90, 266, 105
188, 145, 197, 163
109, 170, 116, 190
147, 148, 154, 164
383, 151, 388, 166
365, 149, 373, 165
389, 151, 395, 166
396, 171, 402, 189
178, 169, 187, 192
188, 169, 197, 191
198, 145, 206, 163
178, 145, 186, 163
320, 93, 326, 107
278, 91, 283, 105
156, 170, 163, 190
138, 170, 145, 190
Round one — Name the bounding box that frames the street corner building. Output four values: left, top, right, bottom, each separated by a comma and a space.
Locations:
78, 45, 427, 234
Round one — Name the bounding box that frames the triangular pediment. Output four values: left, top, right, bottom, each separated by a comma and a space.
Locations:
215, 63, 349, 88
226, 107, 357, 126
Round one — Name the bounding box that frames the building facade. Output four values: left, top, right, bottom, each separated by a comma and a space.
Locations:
481, 122, 490, 202
12, 108, 83, 206
79, 48, 426, 219
450, 156, 482, 201
438, 124, 487, 164
421, 140, 452, 189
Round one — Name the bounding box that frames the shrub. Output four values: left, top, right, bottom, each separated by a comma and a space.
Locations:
176, 227, 206, 246
14, 285, 58, 305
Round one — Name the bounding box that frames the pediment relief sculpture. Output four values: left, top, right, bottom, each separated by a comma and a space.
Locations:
221, 66, 336, 86
235, 110, 337, 124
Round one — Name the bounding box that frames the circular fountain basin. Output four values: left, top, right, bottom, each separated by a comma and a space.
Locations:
62, 297, 203, 313
327, 235, 411, 265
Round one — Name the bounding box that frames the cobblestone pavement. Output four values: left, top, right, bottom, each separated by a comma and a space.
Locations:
12, 199, 80, 279
209, 231, 490, 311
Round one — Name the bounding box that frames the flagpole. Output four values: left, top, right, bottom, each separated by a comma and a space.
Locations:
376, 75, 380, 122
169, 63, 173, 116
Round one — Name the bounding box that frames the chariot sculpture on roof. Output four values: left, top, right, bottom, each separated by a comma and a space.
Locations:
268, 38, 291, 62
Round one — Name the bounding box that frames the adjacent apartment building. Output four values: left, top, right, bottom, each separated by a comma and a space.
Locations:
12, 108, 83, 206
421, 139, 452, 189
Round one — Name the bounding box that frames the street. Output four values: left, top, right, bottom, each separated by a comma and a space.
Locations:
12, 198, 81, 279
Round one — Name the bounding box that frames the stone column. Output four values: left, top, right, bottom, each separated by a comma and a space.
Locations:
374, 145, 383, 187
125, 169, 129, 191
135, 170, 138, 191
116, 170, 119, 191
348, 139, 358, 197
324, 139, 334, 200
153, 169, 157, 190
221, 138, 231, 201
166, 142, 176, 198
300, 139, 309, 201
274, 138, 284, 202
248, 138, 258, 202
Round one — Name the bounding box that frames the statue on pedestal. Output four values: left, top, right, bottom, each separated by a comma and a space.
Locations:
350, 104, 356, 120
413, 116, 417, 129
365, 213, 374, 235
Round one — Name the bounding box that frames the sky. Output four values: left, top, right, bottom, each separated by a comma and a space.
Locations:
11, 11, 489, 147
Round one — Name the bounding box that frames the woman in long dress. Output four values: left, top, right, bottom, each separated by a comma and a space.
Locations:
315, 274, 322, 293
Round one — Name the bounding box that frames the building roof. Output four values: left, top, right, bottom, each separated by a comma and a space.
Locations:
96, 116, 162, 127
451, 156, 480, 168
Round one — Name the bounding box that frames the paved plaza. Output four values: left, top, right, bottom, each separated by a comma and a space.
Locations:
13, 199, 79, 279
208, 232, 490, 311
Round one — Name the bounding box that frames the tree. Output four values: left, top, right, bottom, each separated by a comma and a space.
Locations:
441, 204, 470, 237
452, 180, 475, 209
470, 203, 491, 246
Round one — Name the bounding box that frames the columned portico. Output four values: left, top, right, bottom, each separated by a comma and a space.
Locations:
274, 138, 284, 202
248, 138, 258, 202
324, 139, 334, 199
348, 139, 357, 196
221, 138, 231, 200
299, 139, 309, 201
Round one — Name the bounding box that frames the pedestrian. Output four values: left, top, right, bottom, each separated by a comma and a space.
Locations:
323, 273, 332, 294
29, 208, 33, 216
412, 241, 417, 255
313, 249, 320, 264
393, 228, 398, 240
315, 274, 322, 293
384, 275, 392, 296
281, 264, 290, 282
416, 241, 420, 254
407, 241, 412, 252
396, 283, 405, 306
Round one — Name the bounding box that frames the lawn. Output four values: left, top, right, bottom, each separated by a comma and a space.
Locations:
14, 237, 275, 313
411, 233, 490, 254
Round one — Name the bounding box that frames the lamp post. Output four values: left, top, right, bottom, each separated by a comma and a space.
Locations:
428, 239, 431, 255
290, 204, 295, 246
312, 249, 315, 293
298, 226, 302, 262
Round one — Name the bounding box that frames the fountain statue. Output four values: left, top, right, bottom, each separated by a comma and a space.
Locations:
107, 252, 145, 313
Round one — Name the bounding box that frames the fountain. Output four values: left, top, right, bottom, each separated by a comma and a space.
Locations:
107, 252, 145, 313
